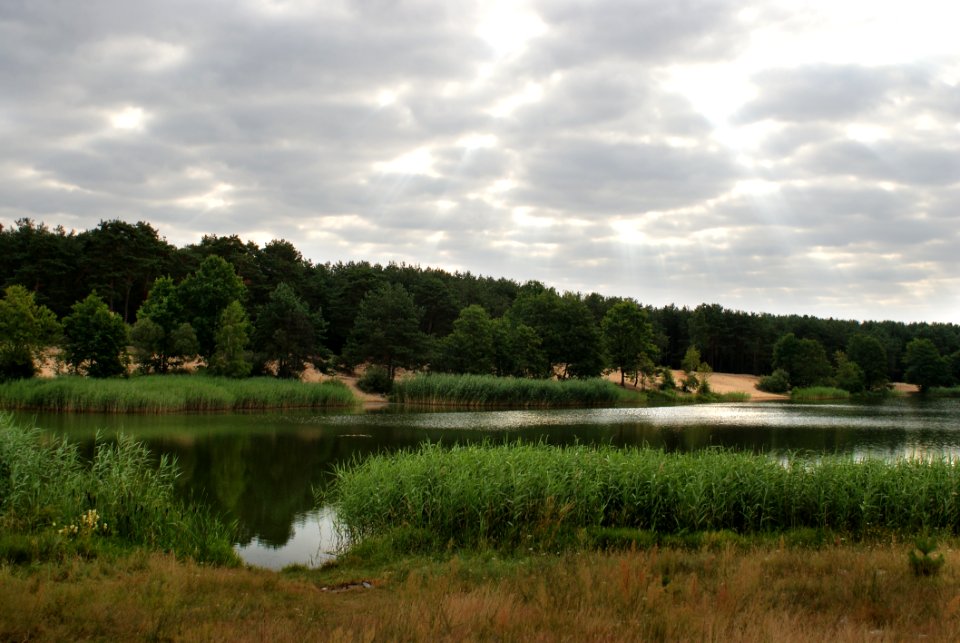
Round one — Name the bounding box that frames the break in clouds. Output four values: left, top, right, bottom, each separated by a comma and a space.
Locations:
1, 0, 959, 322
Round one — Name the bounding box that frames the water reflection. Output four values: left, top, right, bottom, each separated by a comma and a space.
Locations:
19, 397, 960, 568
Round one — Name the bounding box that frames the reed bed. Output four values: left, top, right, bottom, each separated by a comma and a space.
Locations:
791, 386, 851, 401
0, 375, 356, 413
0, 413, 236, 563
328, 443, 960, 547
390, 373, 635, 408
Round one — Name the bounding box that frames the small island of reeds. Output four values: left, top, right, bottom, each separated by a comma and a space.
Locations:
0, 374, 357, 413
389, 373, 642, 408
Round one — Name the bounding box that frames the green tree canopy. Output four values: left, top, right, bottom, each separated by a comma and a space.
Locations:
772, 333, 832, 388
130, 276, 198, 374
210, 300, 252, 378
904, 338, 951, 393
492, 318, 546, 378
435, 305, 496, 375
253, 283, 326, 379
846, 334, 888, 391
62, 292, 128, 378
177, 256, 246, 362
601, 300, 657, 386
344, 283, 425, 380
0, 285, 60, 380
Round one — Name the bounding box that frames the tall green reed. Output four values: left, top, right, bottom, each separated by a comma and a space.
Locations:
0, 375, 356, 413
327, 443, 960, 548
390, 374, 636, 408
0, 413, 236, 563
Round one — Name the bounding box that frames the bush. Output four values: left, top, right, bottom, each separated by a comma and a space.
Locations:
357, 366, 393, 395
757, 369, 790, 393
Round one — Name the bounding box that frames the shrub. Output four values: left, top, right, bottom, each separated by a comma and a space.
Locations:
357, 366, 393, 395
757, 369, 790, 393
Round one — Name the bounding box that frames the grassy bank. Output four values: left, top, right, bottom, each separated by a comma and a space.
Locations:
328, 443, 960, 548
2, 540, 960, 641
0, 414, 236, 564
0, 374, 357, 413
390, 373, 641, 408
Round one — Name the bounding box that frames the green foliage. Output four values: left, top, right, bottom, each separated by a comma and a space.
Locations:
61, 293, 129, 378
601, 301, 657, 386
772, 333, 832, 388
506, 288, 605, 379
681, 346, 702, 374
0, 375, 356, 412
253, 283, 325, 378
0, 285, 60, 381
491, 318, 546, 378
659, 367, 677, 391
209, 300, 252, 378
833, 351, 866, 394
846, 334, 888, 390
356, 366, 393, 395
329, 444, 960, 550
435, 305, 496, 375
904, 338, 951, 393
908, 536, 945, 577
0, 414, 237, 564
177, 256, 246, 361
344, 283, 426, 380
390, 374, 632, 408
130, 276, 198, 374
757, 369, 790, 394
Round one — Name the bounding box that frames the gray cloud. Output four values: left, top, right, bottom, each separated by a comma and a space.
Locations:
1, 0, 958, 322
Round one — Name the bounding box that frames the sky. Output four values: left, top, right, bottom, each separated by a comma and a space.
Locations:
2, 0, 959, 323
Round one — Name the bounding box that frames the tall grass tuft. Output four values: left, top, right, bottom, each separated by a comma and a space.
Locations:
0, 374, 356, 413
327, 443, 960, 549
390, 374, 638, 408
0, 413, 236, 564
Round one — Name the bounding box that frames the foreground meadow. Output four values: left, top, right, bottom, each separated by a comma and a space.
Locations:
3, 541, 960, 641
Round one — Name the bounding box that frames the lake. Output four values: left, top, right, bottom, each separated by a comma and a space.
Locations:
18, 397, 960, 569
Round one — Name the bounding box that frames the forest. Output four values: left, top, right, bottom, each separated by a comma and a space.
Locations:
2, 218, 959, 393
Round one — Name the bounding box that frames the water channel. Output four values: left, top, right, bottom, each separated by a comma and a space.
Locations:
18, 397, 960, 569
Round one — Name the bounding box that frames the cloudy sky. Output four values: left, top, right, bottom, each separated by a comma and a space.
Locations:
2, 0, 959, 322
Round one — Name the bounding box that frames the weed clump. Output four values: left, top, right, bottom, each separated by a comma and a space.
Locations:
908, 536, 945, 577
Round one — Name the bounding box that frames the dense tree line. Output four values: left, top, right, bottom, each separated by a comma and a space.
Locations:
2, 218, 959, 391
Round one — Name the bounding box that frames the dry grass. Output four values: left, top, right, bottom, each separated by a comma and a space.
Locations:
4, 542, 960, 641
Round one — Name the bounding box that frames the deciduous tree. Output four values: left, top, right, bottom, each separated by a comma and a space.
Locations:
0, 285, 60, 380
62, 293, 128, 377
601, 301, 656, 386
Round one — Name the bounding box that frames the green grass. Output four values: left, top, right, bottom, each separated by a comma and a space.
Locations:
0, 374, 357, 413
790, 386, 851, 401
390, 373, 641, 408
0, 413, 237, 564
327, 443, 960, 549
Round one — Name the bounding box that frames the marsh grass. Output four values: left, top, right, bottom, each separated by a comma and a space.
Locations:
791, 386, 851, 402
390, 373, 640, 408
328, 443, 960, 549
0, 413, 236, 564
0, 374, 356, 413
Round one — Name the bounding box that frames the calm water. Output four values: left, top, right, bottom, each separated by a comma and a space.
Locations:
18, 397, 960, 569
